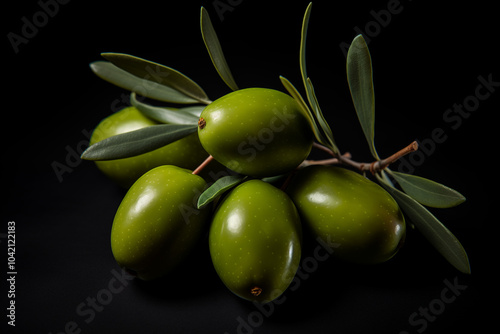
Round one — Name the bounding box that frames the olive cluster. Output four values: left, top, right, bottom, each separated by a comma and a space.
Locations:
91, 87, 405, 303
82, 3, 468, 304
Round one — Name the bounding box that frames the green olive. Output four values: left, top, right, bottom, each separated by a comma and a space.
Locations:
198, 88, 313, 177
90, 106, 209, 188
209, 180, 302, 302
287, 165, 406, 264
111, 165, 209, 280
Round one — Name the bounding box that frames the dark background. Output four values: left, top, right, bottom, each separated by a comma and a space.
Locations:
3, 0, 496, 333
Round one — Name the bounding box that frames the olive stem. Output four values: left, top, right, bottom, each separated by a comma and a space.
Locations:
375, 141, 419, 171
301, 157, 340, 167
312, 141, 419, 174
299, 152, 352, 168
192, 155, 214, 175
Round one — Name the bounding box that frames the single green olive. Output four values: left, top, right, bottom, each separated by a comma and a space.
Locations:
90, 106, 209, 188
198, 88, 313, 177
111, 165, 209, 280
209, 179, 302, 303
287, 165, 406, 264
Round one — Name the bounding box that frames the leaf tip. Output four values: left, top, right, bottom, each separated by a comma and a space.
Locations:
196, 198, 206, 210
88, 61, 100, 72
100, 52, 113, 59
200, 6, 209, 21
80, 146, 94, 161
353, 34, 366, 43
456, 249, 471, 274
455, 193, 467, 206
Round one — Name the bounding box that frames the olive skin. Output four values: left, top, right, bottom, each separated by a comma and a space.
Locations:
90, 106, 209, 188
198, 88, 313, 177
111, 165, 209, 280
209, 180, 302, 303
287, 166, 406, 264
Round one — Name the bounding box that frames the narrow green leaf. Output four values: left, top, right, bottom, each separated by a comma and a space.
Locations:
299, 3, 319, 124
280, 76, 328, 147
200, 7, 239, 91
179, 106, 205, 118
297, 3, 339, 154
390, 171, 466, 208
90, 61, 197, 104
306, 78, 339, 154
101, 53, 211, 104
299, 2, 313, 91
346, 35, 379, 159
130, 93, 200, 125
197, 175, 247, 209
260, 174, 287, 184
376, 174, 471, 274
381, 169, 395, 188
81, 124, 197, 161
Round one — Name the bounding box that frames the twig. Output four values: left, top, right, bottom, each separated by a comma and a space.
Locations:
300, 152, 352, 168
192, 155, 214, 175
312, 141, 419, 174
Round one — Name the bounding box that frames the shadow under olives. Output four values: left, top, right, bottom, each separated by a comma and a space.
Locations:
129, 231, 222, 301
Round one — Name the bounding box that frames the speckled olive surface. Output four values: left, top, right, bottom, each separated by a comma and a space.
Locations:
287, 165, 406, 264
198, 88, 313, 177
90, 106, 209, 188
111, 165, 209, 280
209, 179, 302, 303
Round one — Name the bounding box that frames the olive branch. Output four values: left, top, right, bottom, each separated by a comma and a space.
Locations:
80, 3, 470, 274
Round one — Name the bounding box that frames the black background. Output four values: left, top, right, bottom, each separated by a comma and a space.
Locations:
3, 0, 496, 333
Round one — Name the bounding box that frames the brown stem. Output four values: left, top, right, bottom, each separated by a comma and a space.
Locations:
300, 152, 352, 168
312, 141, 419, 174
280, 171, 296, 191
192, 155, 214, 175
312, 142, 336, 156
301, 157, 341, 167
376, 141, 419, 171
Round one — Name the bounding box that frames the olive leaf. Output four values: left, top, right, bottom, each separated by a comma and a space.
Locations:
81, 124, 198, 161
90, 61, 198, 104
260, 174, 287, 184
197, 175, 247, 209
376, 173, 471, 274
130, 93, 200, 125
298, 3, 339, 155
299, 2, 313, 93
280, 76, 329, 148
306, 78, 339, 153
178, 106, 205, 118
389, 171, 466, 208
346, 34, 379, 160
101, 53, 211, 104
200, 7, 239, 91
